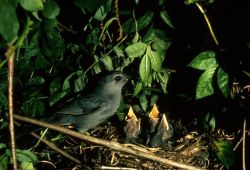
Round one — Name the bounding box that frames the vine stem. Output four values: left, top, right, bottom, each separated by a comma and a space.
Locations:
4, 17, 33, 170
195, 3, 219, 47
5, 46, 18, 170
195, 3, 250, 77
242, 118, 246, 170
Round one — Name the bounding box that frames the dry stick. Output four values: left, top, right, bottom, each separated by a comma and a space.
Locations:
242, 118, 246, 170
14, 121, 81, 164
5, 46, 18, 170
31, 132, 81, 164
13, 114, 206, 170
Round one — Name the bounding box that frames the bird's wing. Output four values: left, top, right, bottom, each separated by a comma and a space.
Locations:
56, 94, 106, 116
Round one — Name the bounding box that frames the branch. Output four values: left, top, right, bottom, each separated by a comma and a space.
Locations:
195, 3, 219, 48
5, 46, 18, 170
13, 114, 206, 170
242, 118, 246, 170
14, 121, 81, 164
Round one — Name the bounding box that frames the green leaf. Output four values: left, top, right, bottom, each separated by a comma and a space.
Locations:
139, 54, 151, 82
0, 121, 8, 130
209, 116, 216, 131
217, 67, 229, 98
139, 93, 148, 112
0, 0, 19, 43
143, 28, 167, 43
49, 78, 61, 95
159, 0, 167, 5
63, 73, 75, 92
0, 155, 8, 170
16, 149, 38, 163
48, 91, 67, 106
20, 0, 44, 12
74, 0, 105, 13
93, 0, 112, 21
196, 68, 216, 99
32, 11, 42, 21
24, 31, 41, 58
188, 51, 217, 70
113, 46, 125, 57
150, 94, 159, 106
20, 162, 36, 170
0, 143, 6, 150
43, 0, 60, 19
34, 55, 50, 71
123, 11, 154, 33
86, 28, 100, 46
160, 10, 174, 29
0, 92, 8, 107
151, 39, 171, 52
133, 81, 142, 97
43, 19, 57, 30
101, 55, 113, 71
213, 140, 236, 168
132, 31, 140, 44
74, 71, 88, 93
93, 55, 102, 74
41, 29, 65, 58
156, 70, 170, 94
147, 47, 162, 72
21, 96, 46, 117
125, 42, 147, 58
135, 11, 154, 31
26, 76, 45, 86
204, 112, 216, 131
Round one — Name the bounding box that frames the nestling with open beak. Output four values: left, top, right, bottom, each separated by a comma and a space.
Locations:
147, 104, 173, 147
124, 106, 141, 142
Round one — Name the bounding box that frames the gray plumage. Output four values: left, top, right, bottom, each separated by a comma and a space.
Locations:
49, 71, 129, 133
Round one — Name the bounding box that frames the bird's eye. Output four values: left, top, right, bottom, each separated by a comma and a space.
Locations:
115, 76, 122, 81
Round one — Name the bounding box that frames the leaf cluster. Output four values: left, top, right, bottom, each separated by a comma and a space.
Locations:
0, 0, 239, 169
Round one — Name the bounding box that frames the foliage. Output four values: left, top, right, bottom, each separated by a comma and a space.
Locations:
213, 140, 236, 169
188, 51, 229, 99
0, 0, 245, 169
0, 143, 37, 170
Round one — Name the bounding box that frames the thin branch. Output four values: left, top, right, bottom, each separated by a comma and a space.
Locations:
242, 118, 246, 170
5, 46, 18, 170
195, 3, 219, 47
31, 132, 81, 164
13, 114, 206, 170
14, 121, 81, 164
57, 21, 77, 35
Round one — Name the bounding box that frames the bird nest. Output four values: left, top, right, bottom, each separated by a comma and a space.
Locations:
17, 120, 231, 170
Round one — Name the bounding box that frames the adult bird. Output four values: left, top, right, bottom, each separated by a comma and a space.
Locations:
49, 71, 129, 133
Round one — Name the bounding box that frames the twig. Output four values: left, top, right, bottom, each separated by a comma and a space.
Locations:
14, 121, 81, 164
195, 3, 219, 47
99, 166, 137, 170
5, 46, 18, 170
242, 118, 246, 170
13, 114, 206, 170
4, 17, 32, 170
233, 136, 243, 151
31, 132, 81, 164
57, 21, 77, 35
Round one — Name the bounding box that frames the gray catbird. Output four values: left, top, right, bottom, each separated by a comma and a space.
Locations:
49, 71, 129, 133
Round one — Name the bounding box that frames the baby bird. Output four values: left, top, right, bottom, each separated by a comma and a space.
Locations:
124, 106, 141, 142
147, 104, 173, 147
